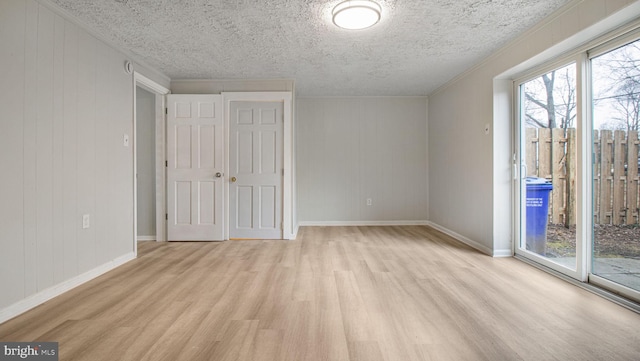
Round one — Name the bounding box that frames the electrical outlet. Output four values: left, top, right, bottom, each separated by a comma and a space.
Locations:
82, 214, 90, 229
366, 198, 372, 206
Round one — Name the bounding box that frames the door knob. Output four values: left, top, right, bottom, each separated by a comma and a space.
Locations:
230, 177, 237, 183
215, 172, 222, 178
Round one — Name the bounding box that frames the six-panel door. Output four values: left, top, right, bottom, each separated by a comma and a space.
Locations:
229, 101, 283, 239
167, 95, 224, 241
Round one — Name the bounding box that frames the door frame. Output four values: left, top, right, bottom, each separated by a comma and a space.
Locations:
222, 92, 295, 240
512, 56, 589, 282
133, 71, 170, 246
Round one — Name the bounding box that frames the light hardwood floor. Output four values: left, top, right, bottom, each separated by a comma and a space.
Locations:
1, 226, 640, 360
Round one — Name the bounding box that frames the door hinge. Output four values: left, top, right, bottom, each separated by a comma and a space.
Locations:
282, 169, 284, 176
165, 160, 168, 167
165, 108, 168, 115
166, 213, 168, 220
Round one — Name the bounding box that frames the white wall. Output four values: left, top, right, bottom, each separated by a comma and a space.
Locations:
296, 97, 428, 224
171, 79, 295, 94
0, 0, 142, 319
428, 0, 639, 256
136, 87, 156, 238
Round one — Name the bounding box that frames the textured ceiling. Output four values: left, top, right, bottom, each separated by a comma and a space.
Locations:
50, 0, 571, 96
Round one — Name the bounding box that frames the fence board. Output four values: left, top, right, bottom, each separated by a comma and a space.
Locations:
526, 128, 537, 177
628, 131, 639, 225
552, 128, 566, 224
539, 128, 552, 179
613, 130, 625, 224
567, 129, 576, 226
593, 130, 601, 224
600, 130, 613, 224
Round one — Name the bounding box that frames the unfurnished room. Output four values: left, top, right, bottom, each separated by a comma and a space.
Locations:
2, 0, 640, 360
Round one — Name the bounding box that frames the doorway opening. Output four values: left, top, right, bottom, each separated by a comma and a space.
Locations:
133, 72, 170, 250
136, 86, 156, 242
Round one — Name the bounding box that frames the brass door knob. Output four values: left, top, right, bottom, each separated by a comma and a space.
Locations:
230, 177, 237, 183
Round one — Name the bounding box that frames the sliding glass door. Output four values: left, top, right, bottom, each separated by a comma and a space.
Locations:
515, 32, 640, 302
590, 38, 640, 299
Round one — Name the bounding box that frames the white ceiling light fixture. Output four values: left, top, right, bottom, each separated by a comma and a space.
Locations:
332, 0, 382, 30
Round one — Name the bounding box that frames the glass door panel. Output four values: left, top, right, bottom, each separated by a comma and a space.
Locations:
518, 63, 578, 271
591, 39, 640, 294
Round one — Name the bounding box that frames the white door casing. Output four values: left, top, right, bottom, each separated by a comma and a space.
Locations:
133, 71, 170, 247
229, 101, 284, 239
166, 94, 224, 241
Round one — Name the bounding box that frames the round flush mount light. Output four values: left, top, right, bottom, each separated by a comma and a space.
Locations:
332, 0, 381, 30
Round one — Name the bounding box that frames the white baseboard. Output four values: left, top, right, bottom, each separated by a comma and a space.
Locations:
0, 252, 136, 324
425, 221, 496, 257
298, 220, 431, 227
137, 236, 156, 241
492, 248, 514, 258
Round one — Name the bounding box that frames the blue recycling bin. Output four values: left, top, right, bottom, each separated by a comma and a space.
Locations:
525, 177, 553, 255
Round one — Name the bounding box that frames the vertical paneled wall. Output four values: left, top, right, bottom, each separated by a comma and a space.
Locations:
0, 0, 134, 311
296, 97, 428, 223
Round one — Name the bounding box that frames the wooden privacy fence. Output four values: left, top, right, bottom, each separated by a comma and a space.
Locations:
525, 128, 640, 226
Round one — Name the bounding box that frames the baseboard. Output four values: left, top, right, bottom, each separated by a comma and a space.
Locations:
137, 236, 156, 241
298, 220, 431, 227
0, 252, 136, 324
425, 221, 495, 257
492, 248, 514, 258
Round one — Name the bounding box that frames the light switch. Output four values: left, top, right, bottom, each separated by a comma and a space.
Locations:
484, 123, 490, 135
123, 134, 129, 147
82, 214, 90, 229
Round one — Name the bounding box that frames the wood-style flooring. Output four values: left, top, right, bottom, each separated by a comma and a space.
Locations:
1, 226, 640, 360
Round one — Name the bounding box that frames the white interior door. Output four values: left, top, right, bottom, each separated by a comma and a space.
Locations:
229, 101, 283, 239
167, 95, 224, 241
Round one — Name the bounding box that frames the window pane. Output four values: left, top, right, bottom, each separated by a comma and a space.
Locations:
591, 39, 640, 292
520, 63, 577, 270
